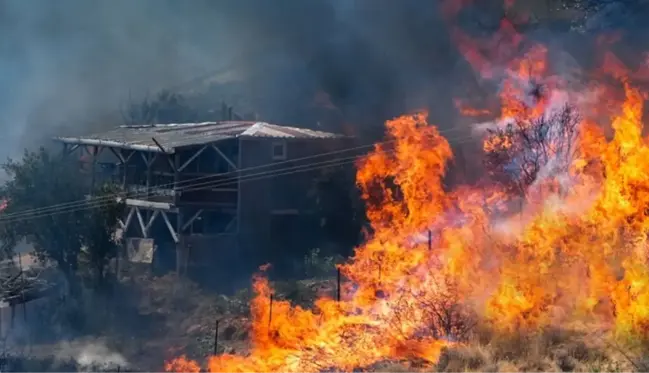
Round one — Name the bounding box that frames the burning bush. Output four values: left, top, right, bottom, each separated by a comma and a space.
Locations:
164, 2, 649, 372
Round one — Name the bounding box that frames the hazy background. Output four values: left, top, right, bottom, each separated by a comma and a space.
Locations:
0, 0, 497, 162
0, 0, 643, 164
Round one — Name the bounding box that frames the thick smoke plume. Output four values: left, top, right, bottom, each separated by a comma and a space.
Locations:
0, 0, 478, 161
1, 0, 647, 163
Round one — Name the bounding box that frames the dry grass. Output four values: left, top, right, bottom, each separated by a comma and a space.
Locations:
372, 325, 644, 372
20, 269, 645, 372
131, 274, 647, 372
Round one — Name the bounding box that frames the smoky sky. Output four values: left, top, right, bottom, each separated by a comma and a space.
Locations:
0, 0, 642, 163
0, 0, 475, 159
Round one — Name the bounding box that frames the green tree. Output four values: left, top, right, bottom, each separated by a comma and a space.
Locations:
0, 148, 125, 294
79, 183, 126, 291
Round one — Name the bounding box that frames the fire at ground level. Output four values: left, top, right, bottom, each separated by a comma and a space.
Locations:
4, 1, 649, 371
163, 19, 649, 369
163, 91, 649, 371
7, 57, 649, 373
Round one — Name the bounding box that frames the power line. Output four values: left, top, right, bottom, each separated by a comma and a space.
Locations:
0, 131, 483, 224
2, 157, 358, 224
0, 125, 473, 220
1, 130, 481, 223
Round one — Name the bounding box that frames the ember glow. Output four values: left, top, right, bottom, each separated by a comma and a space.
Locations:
165, 5, 649, 373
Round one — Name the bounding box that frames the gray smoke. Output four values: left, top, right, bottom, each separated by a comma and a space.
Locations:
0, 0, 472, 158
0, 0, 645, 163
0, 0, 247, 160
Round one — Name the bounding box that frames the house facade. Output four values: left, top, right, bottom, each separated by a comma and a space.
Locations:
53, 121, 354, 289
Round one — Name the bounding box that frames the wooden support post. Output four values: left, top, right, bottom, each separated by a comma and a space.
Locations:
236, 139, 242, 234
146, 153, 153, 200
213, 319, 220, 355
120, 149, 128, 188
336, 267, 341, 302
90, 146, 98, 193
211, 144, 238, 170
173, 152, 185, 275
176, 232, 185, 275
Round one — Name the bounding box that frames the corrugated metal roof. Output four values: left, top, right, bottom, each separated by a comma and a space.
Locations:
54, 121, 345, 153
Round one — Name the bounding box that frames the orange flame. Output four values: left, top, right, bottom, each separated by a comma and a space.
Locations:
165, 3, 649, 372
166, 77, 649, 370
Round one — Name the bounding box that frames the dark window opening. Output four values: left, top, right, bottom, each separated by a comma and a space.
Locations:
272, 141, 287, 160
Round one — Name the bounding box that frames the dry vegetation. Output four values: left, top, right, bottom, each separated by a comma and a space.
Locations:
130, 272, 647, 372
370, 328, 641, 372
108, 271, 337, 370
2, 261, 647, 372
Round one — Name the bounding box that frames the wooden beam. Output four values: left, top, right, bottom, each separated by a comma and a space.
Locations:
55, 137, 171, 153
123, 198, 175, 211
120, 149, 128, 187
135, 207, 147, 238
151, 137, 170, 154
63, 144, 80, 157
123, 207, 135, 232
150, 138, 176, 173
161, 211, 179, 243
145, 153, 153, 200
173, 153, 182, 270
139, 152, 158, 167
178, 145, 208, 172
173, 153, 180, 203
182, 209, 203, 232
145, 210, 160, 232
211, 144, 238, 170
90, 146, 98, 192
108, 147, 126, 164
164, 156, 176, 173
123, 150, 136, 163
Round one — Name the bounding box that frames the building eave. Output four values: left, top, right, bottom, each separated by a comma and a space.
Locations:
54, 137, 172, 153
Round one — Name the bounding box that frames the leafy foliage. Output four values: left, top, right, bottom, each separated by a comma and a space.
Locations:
0, 148, 87, 277
79, 183, 126, 289
0, 148, 125, 291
